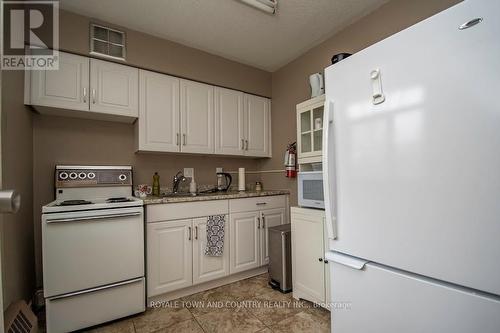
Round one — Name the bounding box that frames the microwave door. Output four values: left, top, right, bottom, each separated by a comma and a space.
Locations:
299, 173, 325, 209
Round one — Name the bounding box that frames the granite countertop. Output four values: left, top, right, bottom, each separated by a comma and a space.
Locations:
142, 190, 290, 205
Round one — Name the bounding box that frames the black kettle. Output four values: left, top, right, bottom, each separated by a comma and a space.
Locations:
216, 172, 232, 192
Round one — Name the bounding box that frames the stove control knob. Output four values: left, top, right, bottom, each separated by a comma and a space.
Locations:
69, 172, 78, 180
78, 172, 87, 180
87, 172, 96, 180
59, 172, 68, 180
119, 174, 127, 181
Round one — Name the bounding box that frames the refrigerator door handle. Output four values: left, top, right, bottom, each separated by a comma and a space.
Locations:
326, 251, 368, 270
370, 69, 386, 105
322, 100, 337, 240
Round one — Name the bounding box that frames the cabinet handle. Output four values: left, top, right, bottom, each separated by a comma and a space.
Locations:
83, 87, 87, 103
176, 133, 180, 146
195, 226, 198, 240
262, 215, 265, 228
241, 139, 245, 150
256, 202, 267, 206
318, 258, 323, 262
188, 226, 192, 241
183, 134, 187, 146
324, 260, 329, 264
91, 88, 96, 104
245, 140, 249, 150
257, 217, 260, 229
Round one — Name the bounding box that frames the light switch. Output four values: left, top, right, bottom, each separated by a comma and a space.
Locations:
184, 168, 194, 178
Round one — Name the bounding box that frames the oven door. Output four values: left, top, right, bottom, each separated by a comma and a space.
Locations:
42, 207, 144, 297
298, 171, 325, 209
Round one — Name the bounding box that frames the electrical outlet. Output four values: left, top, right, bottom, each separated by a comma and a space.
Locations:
184, 168, 194, 178
216, 167, 223, 173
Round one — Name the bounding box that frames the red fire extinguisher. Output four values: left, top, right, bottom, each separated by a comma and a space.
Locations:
284, 142, 297, 178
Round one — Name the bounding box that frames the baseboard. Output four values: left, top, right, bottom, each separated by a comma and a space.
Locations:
293, 287, 330, 311
147, 266, 268, 305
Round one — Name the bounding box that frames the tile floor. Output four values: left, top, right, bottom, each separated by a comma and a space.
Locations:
86, 274, 331, 333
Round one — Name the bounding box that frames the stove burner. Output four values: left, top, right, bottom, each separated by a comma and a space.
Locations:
58, 199, 93, 206
106, 197, 132, 203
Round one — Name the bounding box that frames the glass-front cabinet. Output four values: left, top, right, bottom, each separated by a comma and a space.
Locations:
296, 95, 325, 163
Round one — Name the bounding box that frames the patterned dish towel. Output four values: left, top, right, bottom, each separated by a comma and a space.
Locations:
204, 215, 225, 256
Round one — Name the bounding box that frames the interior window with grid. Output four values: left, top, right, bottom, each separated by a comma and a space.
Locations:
90, 24, 126, 60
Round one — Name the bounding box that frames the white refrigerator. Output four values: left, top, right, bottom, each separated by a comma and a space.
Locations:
323, 0, 500, 331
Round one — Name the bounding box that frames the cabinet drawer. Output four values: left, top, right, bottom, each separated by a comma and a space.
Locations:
146, 200, 229, 222
46, 278, 145, 333
229, 195, 286, 213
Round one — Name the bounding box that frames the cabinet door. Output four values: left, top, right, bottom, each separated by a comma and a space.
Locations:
297, 105, 324, 160
323, 216, 332, 305
137, 70, 180, 152
30, 52, 89, 111
147, 220, 192, 297
291, 211, 325, 303
89, 58, 139, 117
215, 87, 245, 155
260, 208, 285, 265
229, 211, 260, 274
193, 216, 230, 284
244, 94, 270, 157
180, 80, 214, 154
297, 109, 313, 158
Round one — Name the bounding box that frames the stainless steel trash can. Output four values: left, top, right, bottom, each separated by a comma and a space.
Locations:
268, 223, 292, 293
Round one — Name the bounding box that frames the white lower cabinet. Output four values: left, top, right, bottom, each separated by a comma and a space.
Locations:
229, 197, 287, 274
229, 211, 261, 274
147, 214, 229, 297
147, 219, 193, 296
193, 217, 230, 284
291, 207, 330, 306
147, 196, 289, 298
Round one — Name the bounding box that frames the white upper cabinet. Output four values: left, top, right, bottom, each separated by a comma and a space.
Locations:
30, 52, 89, 111
27, 51, 139, 122
27, 51, 272, 156
137, 70, 180, 152
89, 58, 139, 117
180, 80, 215, 154
296, 95, 325, 164
244, 94, 271, 157
215, 87, 245, 155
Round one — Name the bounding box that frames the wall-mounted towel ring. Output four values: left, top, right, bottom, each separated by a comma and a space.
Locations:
371, 69, 385, 105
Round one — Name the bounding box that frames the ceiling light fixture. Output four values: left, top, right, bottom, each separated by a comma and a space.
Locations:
238, 0, 277, 14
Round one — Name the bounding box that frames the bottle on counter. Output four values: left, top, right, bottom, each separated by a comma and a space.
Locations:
152, 172, 160, 196
255, 182, 262, 192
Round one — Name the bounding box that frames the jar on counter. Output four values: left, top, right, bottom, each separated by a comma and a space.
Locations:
255, 182, 262, 191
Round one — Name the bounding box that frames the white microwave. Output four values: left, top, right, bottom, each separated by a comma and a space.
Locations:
298, 171, 324, 209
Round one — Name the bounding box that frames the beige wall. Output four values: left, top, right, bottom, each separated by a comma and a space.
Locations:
1, 70, 35, 308
262, 0, 462, 206
58, 10, 271, 98
31, 10, 271, 286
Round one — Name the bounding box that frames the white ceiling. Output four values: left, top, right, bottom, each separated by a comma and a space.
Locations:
60, 0, 387, 72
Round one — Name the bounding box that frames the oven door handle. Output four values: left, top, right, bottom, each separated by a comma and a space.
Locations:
48, 277, 144, 301
46, 212, 142, 224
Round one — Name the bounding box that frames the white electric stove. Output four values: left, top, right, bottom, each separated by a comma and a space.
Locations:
42, 165, 145, 333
